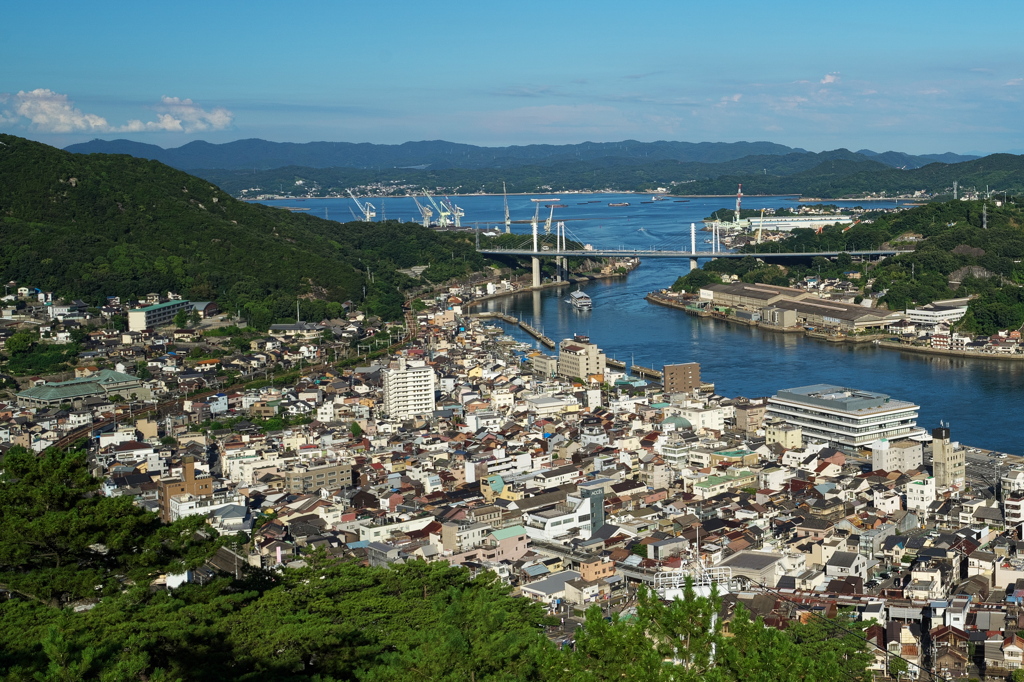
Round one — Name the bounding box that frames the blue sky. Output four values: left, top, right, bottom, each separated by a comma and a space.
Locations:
2, 0, 1022, 155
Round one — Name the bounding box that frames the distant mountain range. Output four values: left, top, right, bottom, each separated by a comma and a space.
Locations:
64, 138, 978, 172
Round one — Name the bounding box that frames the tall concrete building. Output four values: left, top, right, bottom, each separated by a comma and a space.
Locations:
931, 427, 965, 489
557, 334, 606, 381
664, 362, 701, 394
382, 358, 436, 420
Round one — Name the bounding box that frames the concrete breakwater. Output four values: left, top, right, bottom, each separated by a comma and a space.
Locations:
471, 311, 555, 348
463, 260, 640, 312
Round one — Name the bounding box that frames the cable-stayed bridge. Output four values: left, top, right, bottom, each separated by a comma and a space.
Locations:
476, 220, 911, 287
476, 246, 908, 259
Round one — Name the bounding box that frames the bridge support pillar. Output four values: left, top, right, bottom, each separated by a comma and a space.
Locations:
689, 258, 699, 272
531, 257, 541, 288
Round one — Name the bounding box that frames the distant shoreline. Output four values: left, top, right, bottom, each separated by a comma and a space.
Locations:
245, 192, 925, 202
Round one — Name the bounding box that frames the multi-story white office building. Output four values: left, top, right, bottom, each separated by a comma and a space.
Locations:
382, 358, 436, 420
765, 384, 926, 450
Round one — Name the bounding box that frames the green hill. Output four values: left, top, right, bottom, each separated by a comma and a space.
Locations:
0, 134, 488, 323
672, 198, 1024, 335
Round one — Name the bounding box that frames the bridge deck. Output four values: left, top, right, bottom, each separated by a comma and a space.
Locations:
476, 248, 908, 259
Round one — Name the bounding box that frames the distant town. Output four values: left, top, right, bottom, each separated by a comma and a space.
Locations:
3, 278, 1024, 680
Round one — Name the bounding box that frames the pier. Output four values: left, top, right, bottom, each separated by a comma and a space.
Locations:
630, 365, 663, 380
470, 312, 554, 348
606, 357, 662, 379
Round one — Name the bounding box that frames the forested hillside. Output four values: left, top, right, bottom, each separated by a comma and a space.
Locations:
673, 198, 1024, 334
0, 446, 874, 682
0, 135, 488, 323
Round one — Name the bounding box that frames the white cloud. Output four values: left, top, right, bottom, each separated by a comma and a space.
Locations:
13, 89, 110, 133
0, 89, 233, 133
1005, 78, 1023, 87
153, 96, 233, 131
820, 73, 840, 85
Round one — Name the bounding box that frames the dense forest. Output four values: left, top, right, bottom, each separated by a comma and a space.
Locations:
671, 198, 1024, 335
0, 446, 874, 682
0, 135, 498, 324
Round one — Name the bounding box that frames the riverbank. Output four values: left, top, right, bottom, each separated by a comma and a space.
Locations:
877, 340, 1024, 362
645, 292, 885, 345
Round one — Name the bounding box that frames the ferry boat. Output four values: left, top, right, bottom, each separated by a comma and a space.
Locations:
566, 289, 593, 311
608, 202, 630, 207
531, 197, 560, 202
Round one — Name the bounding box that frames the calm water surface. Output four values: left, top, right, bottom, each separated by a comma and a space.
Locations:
260, 194, 1024, 453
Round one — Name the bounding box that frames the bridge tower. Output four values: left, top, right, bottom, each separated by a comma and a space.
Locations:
531, 206, 541, 288
690, 222, 698, 271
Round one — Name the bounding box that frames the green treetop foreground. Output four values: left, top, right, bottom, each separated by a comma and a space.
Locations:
0, 446, 874, 681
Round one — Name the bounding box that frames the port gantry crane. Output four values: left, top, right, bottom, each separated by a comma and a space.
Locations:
412, 195, 433, 227
423, 191, 450, 228
442, 197, 465, 228
346, 189, 376, 222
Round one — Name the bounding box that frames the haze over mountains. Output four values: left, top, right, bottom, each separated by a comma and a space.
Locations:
65, 138, 977, 173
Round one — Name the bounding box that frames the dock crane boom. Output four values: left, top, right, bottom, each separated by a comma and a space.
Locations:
412, 195, 433, 228
442, 197, 464, 228
346, 189, 376, 222
423, 191, 450, 228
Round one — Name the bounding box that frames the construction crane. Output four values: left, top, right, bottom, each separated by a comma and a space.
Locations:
543, 205, 554, 236
423, 191, 450, 228
346, 189, 376, 222
412, 195, 433, 228
442, 197, 465, 228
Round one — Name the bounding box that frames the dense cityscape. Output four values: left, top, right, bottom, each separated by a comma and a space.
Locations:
6, 2, 1024, 680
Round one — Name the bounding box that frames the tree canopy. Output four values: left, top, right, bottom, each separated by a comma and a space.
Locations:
0, 454, 876, 682
0, 134, 493, 324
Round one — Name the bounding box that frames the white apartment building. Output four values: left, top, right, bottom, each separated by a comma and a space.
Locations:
765, 384, 926, 450
382, 358, 436, 420
871, 438, 924, 472
906, 300, 969, 325
905, 477, 936, 513
127, 299, 192, 332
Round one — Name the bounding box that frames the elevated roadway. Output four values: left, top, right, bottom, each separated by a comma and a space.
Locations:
476, 247, 910, 260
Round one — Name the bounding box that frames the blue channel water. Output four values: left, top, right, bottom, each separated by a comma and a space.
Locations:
259, 193, 1024, 453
